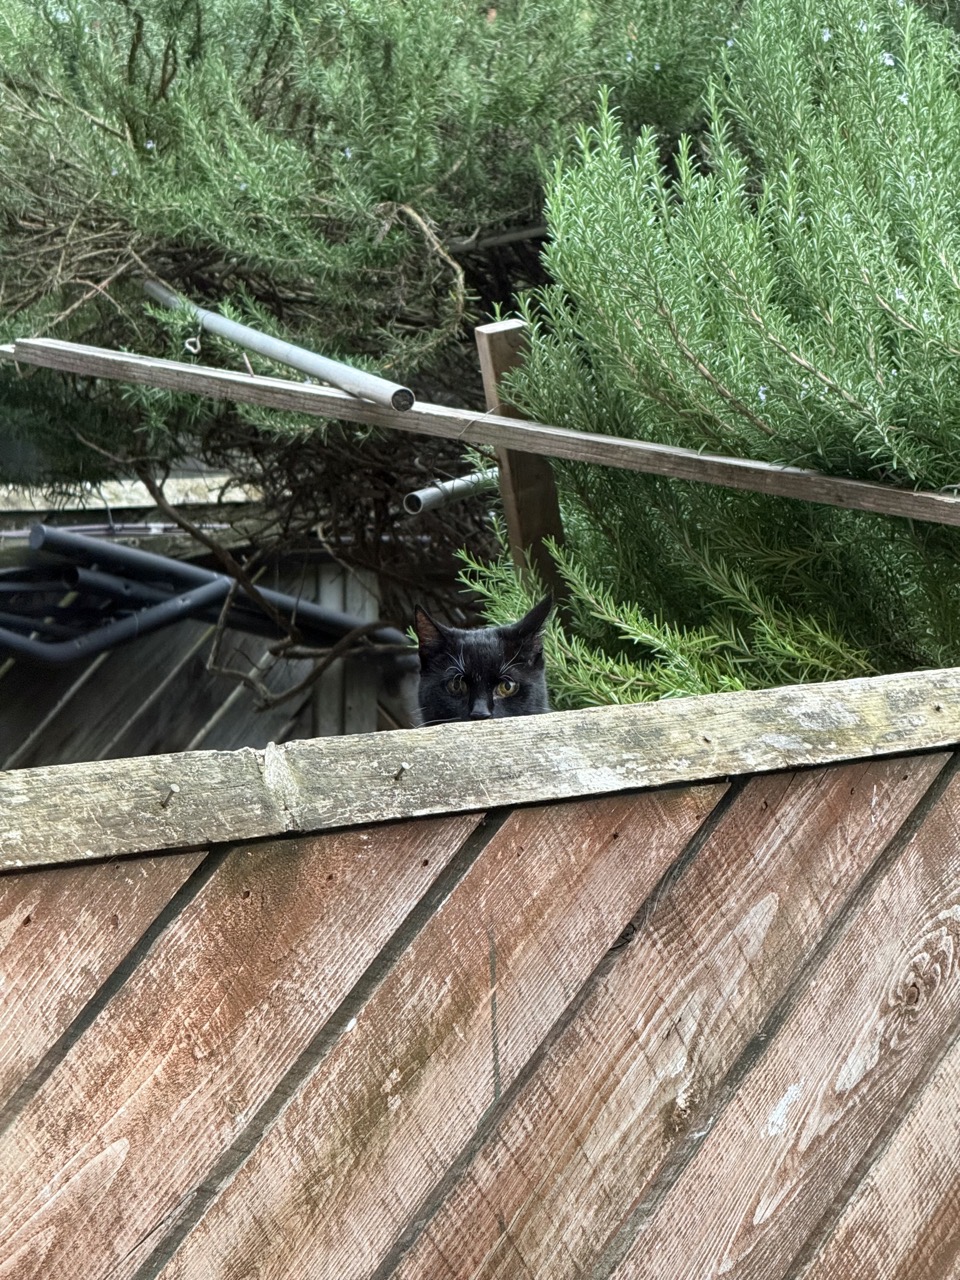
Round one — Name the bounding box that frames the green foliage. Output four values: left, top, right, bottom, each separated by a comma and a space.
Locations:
473, 0, 960, 705
0, 0, 735, 483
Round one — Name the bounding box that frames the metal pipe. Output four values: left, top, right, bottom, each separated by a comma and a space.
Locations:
0, 610, 86, 639
144, 281, 415, 412
64, 565, 177, 607
403, 468, 499, 515
0, 579, 229, 665
30, 524, 413, 649
64, 565, 294, 641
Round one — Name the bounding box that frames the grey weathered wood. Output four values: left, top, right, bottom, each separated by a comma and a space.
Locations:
343, 568, 380, 734
313, 563, 346, 737
476, 320, 566, 598
2, 667, 960, 871
14, 338, 960, 527
0, 473, 256, 514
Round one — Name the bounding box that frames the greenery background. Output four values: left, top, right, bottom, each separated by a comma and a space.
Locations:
5, 0, 960, 704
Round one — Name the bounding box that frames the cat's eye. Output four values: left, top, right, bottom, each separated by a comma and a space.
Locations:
446, 675, 466, 694
495, 678, 519, 698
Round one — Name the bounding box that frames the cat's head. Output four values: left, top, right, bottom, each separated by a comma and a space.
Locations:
413, 595, 552, 725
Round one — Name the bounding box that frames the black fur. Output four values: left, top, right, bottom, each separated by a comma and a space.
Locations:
413, 596, 552, 725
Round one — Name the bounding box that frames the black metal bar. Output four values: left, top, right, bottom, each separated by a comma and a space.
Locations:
0, 610, 88, 639
64, 566, 177, 607
0, 579, 229, 664
65, 566, 289, 641
30, 524, 412, 649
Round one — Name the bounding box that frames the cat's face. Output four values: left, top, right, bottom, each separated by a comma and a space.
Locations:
413, 596, 552, 725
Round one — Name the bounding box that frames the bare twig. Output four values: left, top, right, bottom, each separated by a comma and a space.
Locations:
209, 617, 397, 709
132, 463, 300, 641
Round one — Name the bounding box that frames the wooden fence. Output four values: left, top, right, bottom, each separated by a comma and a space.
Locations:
2, 668, 960, 1278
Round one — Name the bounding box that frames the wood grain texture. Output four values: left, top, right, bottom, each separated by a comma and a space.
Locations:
388, 754, 947, 1279
0, 473, 257, 513
795, 1010, 960, 1279
609, 763, 960, 1280
0, 814, 479, 1280
0, 852, 204, 1110
155, 786, 724, 1280
15, 337, 960, 526
4, 667, 960, 871
475, 320, 566, 600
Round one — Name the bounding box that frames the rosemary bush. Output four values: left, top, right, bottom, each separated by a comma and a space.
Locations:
470, 0, 960, 705
0, 0, 732, 486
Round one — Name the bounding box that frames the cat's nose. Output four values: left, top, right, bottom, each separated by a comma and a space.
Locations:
468, 699, 493, 720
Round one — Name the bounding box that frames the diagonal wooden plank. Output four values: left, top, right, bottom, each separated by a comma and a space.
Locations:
794, 1015, 960, 1279
386, 754, 947, 1279
4, 667, 960, 871
607, 761, 960, 1280
0, 813, 480, 1280
13, 337, 960, 527
153, 785, 726, 1280
0, 853, 204, 1112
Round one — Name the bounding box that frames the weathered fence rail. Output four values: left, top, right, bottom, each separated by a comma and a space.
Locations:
7, 335, 960, 528
2, 669, 960, 1278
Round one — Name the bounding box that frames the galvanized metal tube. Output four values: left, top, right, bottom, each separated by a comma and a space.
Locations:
403, 468, 499, 515
144, 281, 415, 411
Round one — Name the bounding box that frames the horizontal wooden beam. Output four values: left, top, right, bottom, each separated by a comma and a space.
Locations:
10, 337, 960, 527
0, 472, 258, 515
2, 666, 958, 871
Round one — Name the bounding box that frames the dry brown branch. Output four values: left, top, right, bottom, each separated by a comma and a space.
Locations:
208, 613, 399, 709
132, 463, 300, 640
43, 261, 133, 332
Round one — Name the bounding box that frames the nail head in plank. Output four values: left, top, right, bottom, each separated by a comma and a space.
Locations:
3, 667, 960, 871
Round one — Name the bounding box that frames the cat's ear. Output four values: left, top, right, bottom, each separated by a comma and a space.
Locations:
517, 594, 553, 637
509, 594, 552, 659
413, 605, 448, 657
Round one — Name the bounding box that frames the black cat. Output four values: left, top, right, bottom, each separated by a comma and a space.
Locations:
413, 596, 552, 725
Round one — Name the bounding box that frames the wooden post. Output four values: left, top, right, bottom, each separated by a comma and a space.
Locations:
475, 319, 566, 603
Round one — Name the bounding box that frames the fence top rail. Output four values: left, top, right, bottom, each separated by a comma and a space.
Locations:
7, 337, 960, 527
2, 665, 958, 873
